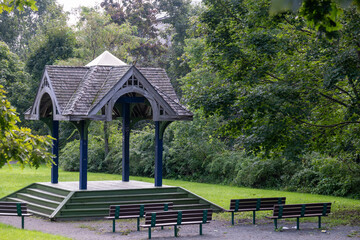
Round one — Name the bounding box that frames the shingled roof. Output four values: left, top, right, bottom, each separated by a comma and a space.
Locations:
25, 60, 193, 122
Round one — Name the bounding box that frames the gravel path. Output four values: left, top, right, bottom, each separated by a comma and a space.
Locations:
1, 215, 359, 239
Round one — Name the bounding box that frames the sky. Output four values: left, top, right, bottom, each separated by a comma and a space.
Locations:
56, 0, 202, 13
56, 0, 202, 25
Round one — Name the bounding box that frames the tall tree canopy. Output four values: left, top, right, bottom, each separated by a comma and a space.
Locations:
0, 41, 53, 168
0, 0, 64, 58
181, 0, 360, 162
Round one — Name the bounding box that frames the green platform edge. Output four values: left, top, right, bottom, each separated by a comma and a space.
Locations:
1, 183, 224, 220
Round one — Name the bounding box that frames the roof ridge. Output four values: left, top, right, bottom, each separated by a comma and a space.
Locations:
63, 67, 98, 115
88, 67, 116, 113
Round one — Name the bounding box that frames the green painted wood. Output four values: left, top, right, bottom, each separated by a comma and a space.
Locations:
50, 191, 75, 220
66, 199, 199, 209
0, 183, 37, 201
16, 193, 61, 208
72, 187, 180, 197
35, 184, 70, 196
4, 184, 224, 219
6, 197, 55, 215
27, 188, 66, 202
71, 192, 188, 202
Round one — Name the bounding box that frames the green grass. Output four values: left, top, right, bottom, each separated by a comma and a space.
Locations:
1, 164, 360, 226
0, 222, 70, 240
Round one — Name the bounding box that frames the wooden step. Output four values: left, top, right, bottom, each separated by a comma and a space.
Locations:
27, 188, 66, 202
71, 192, 188, 202
7, 197, 56, 215
35, 184, 70, 196
27, 209, 51, 218
73, 187, 180, 197
65, 198, 199, 209
16, 193, 61, 208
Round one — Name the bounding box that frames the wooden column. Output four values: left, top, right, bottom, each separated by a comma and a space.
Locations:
155, 121, 163, 187
122, 102, 130, 182
51, 120, 59, 184
79, 120, 89, 190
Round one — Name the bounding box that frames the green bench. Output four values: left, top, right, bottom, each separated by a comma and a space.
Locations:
0, 202, 32, 229
105, 202, 173, 232
140, 209, 213, 239
228, 197, 286, 225
266, 202, 332, 230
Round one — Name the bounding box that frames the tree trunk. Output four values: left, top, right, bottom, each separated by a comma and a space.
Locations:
104, 121, 109, 157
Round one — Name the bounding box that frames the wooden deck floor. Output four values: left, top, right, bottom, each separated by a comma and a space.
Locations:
38, 180, 173, 191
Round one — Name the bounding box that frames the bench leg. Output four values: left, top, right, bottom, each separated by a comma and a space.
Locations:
274, 219, 277, 230
296, 217, 300, 230
200, 224, 202, 235
137, 217, 140, 231
21, 216, 24, 229
148, 227, 151, 239
253, 211, 256, 225
231, 212, 234, 225
318, 216, 321, 228
161, 226, 164, 230
174, 225, 178, 237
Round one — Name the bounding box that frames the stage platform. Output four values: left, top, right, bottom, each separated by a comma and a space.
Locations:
40, 180, 172, 191
1, 181, 224, 220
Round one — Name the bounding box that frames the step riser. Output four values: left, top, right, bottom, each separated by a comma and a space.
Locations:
27, 189, 65, 202
70, 194, 189, 203
16, 194, 60, 208
65, 200, 200, 209
35, 185, 70, 196
28, 205, 55, 215
73, 188, 180, 197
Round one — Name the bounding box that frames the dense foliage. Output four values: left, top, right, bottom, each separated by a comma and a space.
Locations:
2, 0, 360, 199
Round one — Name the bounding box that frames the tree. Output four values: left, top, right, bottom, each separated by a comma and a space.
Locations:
0, 41, 31, 122
270, 0, 360, 36
0, 0, 37, 13
158, 0, 193, 93
182, 0, 360, 162
26, 20, 76, 91
101, 0, 167, 66
0, 85, 53, 168
0, 0, 64, 58
74, 7, 140, 63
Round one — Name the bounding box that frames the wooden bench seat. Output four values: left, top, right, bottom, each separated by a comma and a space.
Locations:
228, 197, 286, 225
105, 202, 173, 232
140, 209, 213, 239
0, 202, 32, 229
266, 203, 332, 230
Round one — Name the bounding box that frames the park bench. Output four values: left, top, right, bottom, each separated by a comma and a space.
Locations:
266, 202, 332, 230
140, 209, 213, 239
228, 197, 286, 225
105, 202, 173, 232
0, 202, 32, 229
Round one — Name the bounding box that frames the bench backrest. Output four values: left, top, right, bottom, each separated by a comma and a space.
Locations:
272, 203, 332, 219
144, 209, 213, 227
0, 202, 28, 216
109, 202, 173, 218
230, 197, 286, 211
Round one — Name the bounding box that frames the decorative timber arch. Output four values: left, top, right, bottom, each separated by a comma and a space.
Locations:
25, 51, 193, 190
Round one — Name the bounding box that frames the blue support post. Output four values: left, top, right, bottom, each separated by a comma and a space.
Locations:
79, 120, 88, 190
51, 120, 59, 184
122, 103, 130, 182
155, 121, 163, 187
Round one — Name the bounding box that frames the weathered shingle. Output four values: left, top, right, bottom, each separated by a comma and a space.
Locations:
33, 65, 193, 121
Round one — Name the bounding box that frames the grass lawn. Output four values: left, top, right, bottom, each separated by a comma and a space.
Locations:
0, 222, 70, 240
1, 164, 360, 227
